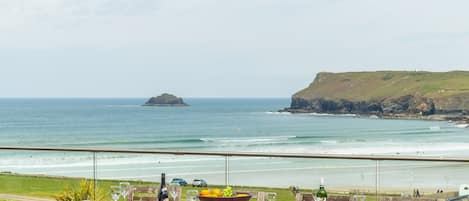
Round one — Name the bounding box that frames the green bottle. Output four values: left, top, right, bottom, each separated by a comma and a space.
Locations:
315, 178, 327, 201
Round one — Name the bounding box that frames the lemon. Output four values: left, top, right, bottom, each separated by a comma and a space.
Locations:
212, 189, 222, 197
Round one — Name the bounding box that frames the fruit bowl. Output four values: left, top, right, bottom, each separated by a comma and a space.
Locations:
198, 194, 251, 201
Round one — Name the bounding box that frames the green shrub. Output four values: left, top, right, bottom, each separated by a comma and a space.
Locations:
55, 179, 106, 201
382, 74, 393, 80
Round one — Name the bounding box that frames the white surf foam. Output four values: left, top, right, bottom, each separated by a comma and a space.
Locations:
241, 141, 469, 156
454, 124, 468, 128
0, 154, 224, 170
264, 111, 291, 115
200, 136, 296, 143
308, 113, 357, 117
320, 140, 338, 144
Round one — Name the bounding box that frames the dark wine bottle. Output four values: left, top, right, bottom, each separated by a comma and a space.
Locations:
158, 173, 169, 201
315, 178, 327, 201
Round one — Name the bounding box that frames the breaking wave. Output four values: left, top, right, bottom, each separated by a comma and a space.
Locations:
200, 136, 296, 143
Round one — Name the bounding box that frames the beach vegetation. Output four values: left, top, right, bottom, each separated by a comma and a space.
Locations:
55, 179, 106, 201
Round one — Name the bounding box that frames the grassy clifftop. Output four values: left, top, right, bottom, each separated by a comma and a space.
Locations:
291, 71, 469, 113
295, 71, 469, 100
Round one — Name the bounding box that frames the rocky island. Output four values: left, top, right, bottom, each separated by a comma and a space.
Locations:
143, 93, 188, 106
281, 71, 469, 124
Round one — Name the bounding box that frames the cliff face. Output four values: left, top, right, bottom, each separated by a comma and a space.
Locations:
285, 71, 469, 115
143, 93, 188, 106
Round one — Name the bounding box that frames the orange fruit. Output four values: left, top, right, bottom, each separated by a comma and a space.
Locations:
200, 190, 210, 196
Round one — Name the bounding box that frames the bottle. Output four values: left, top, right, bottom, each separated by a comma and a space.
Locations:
158, 173, 168, 201
315, 178, 327, 201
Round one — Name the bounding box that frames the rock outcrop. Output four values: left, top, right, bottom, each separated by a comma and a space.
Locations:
287, 95, 435, 115
143, 93, 188, 106
282, 71, 469, 117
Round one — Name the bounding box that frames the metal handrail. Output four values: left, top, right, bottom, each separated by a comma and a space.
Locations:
1, 146, 468, 162
447, 195, 469, 201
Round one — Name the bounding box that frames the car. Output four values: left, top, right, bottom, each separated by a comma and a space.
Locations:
170, 178, 188, 186
192, 179, 208, 187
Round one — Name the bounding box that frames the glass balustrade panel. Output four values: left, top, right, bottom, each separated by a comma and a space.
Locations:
0, 150, 94, 199
226, 156, 376, 201
95, 152, 226, 201
379, 160, 469, 201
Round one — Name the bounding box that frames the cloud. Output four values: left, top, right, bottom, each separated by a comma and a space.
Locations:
0, 0, 160, 17
1, 0, 469, 97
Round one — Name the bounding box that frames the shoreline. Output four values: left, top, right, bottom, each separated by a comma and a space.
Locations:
279, 109, 469, 126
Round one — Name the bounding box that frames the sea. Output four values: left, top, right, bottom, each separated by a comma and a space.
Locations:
0, 98, 468, 190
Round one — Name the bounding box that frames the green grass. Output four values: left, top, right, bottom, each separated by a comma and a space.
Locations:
0, 173, 127, 198
0, 174, 77, 197
294, 71, 469, 110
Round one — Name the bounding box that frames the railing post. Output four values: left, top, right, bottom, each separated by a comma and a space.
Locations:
93, 152, 97, 201
225, 155, 229, 186
376, 160, 380, 201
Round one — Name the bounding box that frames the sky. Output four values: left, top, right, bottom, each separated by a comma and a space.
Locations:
1, 0, 469, 98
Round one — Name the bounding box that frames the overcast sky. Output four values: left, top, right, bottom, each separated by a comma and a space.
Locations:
1, 0, 469, 98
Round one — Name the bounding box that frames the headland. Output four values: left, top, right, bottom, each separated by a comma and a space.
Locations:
280, 71, 469, 125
